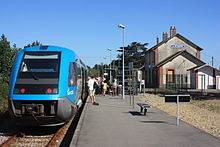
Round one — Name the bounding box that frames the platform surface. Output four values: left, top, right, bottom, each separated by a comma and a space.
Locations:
71, 95, 220, 147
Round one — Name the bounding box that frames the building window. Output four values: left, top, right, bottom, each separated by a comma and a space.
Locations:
167, 69, 175, 83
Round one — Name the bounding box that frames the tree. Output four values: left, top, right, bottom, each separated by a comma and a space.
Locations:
89, 68, 100, 77
0, 34, 19, 113
25, 41, 42, 48
117, 42, 148, 68
91, 63, 110, 76
89, 41, 148, 77
0, 34, 18, 83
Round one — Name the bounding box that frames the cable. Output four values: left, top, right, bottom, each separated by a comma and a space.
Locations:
201, 52, 220, 68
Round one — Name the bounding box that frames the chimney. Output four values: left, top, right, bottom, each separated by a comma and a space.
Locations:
165, 32, 168, 40
170, 26, 176, 38
173, 26, 176, 35
162, 32, 168, 41
156, 36, 159, 44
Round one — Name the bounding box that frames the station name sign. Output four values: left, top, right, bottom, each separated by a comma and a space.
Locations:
171, 45, 185, 48
165, 95, 190, 103
165, 94, 190, 125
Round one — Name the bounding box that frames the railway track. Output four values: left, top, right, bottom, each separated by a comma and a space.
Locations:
1, 118, 73, 147
0, 98, 86, 147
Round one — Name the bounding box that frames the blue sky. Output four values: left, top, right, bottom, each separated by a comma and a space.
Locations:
1, 0, 220, 67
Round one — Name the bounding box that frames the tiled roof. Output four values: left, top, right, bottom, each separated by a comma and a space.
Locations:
154, 50, 205, 68
146, 34, 203, 53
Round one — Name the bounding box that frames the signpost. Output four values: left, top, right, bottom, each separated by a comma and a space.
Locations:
128, 62, 134, 108
141, 80, 145, 95
165, 95, 190, 125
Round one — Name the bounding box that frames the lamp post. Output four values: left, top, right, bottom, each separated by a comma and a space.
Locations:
107, 48, 112, 82
104, 57, 106, 73
118, 24, 125, 100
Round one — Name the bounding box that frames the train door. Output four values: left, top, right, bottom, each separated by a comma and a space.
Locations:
81, 68, 85, 101
68, 62, 78, 102
217, 76, 220, 90
84, 69, 89, 99
198, 74, 205, 89
76, 63, 82, 102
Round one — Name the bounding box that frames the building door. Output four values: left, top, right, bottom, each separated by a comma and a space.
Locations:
167, 69, 175, 83
217, 76, 220, 90
198, 74, 205, 89
166, 69, 175, 89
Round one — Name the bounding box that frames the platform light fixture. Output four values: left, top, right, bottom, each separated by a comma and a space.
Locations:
118, 24, 125, 100
107, 48, 112, 82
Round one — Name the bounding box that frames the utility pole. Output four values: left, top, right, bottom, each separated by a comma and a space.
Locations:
118, 24, 125, 100
107, 48, 112, 82
212, 56, 214, 67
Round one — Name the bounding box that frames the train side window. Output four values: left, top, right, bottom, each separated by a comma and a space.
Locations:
77, 65, 82, 78
68, 62, 77, 87
20, 62, 28, 72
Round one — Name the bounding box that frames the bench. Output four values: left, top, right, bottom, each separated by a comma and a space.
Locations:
137, 103, 152, 115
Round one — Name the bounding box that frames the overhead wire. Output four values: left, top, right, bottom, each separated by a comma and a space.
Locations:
201, 52, 220, 68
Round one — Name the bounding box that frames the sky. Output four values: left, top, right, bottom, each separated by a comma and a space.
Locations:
1, 0, 220, 68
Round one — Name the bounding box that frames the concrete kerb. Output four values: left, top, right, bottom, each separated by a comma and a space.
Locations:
70, 99, 89, 147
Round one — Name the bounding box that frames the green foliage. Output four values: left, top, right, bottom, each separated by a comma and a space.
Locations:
25, 41, 42, 48
91, 63, 111, 76
0, 34, 18, 83
91, 41, 148, 76
0, 80, 9, 100
0, 34, 19, 113
0, 74, 9, 114
89, 68, 100, 77
0, 97, 8, 114
117, 42, 148, 68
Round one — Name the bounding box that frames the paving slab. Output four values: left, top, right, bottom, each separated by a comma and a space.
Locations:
71, 95, 220, 147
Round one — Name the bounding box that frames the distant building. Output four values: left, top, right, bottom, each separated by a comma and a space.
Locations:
144, 27, 217, 89
188, 64, 220, 89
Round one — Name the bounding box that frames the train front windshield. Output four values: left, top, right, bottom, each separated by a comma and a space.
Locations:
14, 52, 61, 94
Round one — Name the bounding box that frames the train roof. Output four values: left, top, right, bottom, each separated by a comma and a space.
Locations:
20, 45, 87, 67
22, 45, 74, 53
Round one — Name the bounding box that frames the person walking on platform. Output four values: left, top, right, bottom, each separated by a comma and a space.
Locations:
93, 78, 99, 95
87, 76, 99, 105
96, 77, 101, 95
112, 78, 118, 96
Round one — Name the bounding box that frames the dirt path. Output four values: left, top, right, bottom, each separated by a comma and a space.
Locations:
139, 94, 220, 138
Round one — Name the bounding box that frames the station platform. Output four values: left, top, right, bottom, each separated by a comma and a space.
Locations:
70, 95, 220, 147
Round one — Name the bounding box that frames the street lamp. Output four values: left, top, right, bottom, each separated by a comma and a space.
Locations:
118, 24, 125, 100
107, 48, 112, 82
103, 57, 107, 73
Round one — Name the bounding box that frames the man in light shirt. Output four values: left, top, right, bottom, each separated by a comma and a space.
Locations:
87, 76, 99, 105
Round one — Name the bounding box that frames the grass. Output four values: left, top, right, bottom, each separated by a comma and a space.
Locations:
0, 80, 9, 125
0, 80, 9, 113
191, 99, 220, 114
0, 98, 9, 125
0, 98, 8, 113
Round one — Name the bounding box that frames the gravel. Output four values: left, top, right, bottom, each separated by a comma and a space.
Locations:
0, 136, 10, 145
140, 94, 220, 138
0, 120, 17, 145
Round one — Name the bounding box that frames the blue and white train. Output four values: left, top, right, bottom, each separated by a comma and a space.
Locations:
8, 46, 88, 126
